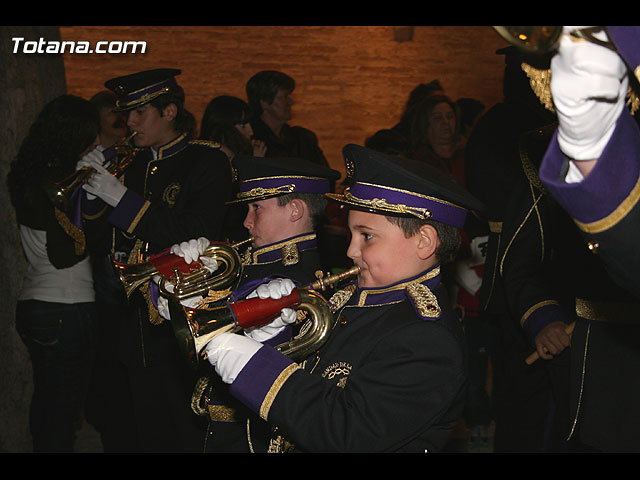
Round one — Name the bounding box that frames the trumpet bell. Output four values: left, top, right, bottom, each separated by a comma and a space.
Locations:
43, 131, 140, 212
493, 26, 562, 55
169, 287, 315, 370
114, 238, 251, 300
170, 265, 361, 369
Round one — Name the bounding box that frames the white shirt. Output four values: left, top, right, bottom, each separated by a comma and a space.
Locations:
18, 225, 95, 304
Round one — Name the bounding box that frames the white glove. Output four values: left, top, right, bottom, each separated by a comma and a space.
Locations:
245, 278, 298, 342
170, 237, 212, 265
83, 162, 127, 207
76, 148, 108, 200
76, 147, 106, 171
551, 26, 629, 161
204, 332, 262, 384
156, 291, 204, 321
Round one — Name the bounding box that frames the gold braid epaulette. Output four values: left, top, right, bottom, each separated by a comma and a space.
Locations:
405, 282, 441, 319
54, 207, 86, 256
523, 62, 639, 115
126, 239, 163, 325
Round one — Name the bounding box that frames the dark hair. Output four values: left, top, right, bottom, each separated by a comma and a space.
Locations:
200, 96, 254, 155
276, 192, 327, 230
246, 70, 295, 116
395, 80, 444, 135
409, 94, 459, 151
456, 98, 485, 131
90, 90, 118, 110
385, 215, 461, 265
149, 85, 196, 138
8, 94, 100, 207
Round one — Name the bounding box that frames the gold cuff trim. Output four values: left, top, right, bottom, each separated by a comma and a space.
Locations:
574, 174, 640, 234
259, 363, 300, 421
356, 266, 440, 306
127, 200, 151, 234
520, 300, 560, 328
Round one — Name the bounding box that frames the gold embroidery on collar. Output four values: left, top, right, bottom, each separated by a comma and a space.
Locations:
328, 284, 356, 313
157, 133, 187, 159
249, 234, 317, 264
356, 266, 440, 306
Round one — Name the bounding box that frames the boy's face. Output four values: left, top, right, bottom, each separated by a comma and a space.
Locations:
126, 103, 176, 150
347, 209, 428, 288
243, 197, 293, 247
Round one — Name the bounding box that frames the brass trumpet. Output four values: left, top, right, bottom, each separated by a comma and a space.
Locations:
43, 131, 140, 211
114, 237, 252, 300
170, 265, 360, 369
493, 26, 615, 55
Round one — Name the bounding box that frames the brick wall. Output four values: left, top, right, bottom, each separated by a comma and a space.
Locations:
60, 26, 509, 177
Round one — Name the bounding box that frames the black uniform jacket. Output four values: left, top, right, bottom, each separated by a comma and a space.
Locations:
250, 117, 328, 168
501, 126, 640, 452
203, 233, 325, 453
82, 134, 233, 367
226, 264, 467, 453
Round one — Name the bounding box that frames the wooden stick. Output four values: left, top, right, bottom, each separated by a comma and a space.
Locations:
525, 321, 576, 365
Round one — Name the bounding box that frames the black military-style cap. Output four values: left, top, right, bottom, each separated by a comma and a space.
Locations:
104, 68, 181, 111
326, 144, 484, 228
227, 156, 341, 204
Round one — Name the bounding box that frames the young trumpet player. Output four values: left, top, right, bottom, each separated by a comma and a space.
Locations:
194, 144, 485, 452
78, 68, 234, 452
161, 155, 340, 452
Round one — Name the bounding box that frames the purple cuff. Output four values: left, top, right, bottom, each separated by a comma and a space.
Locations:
539, 110, 640, 225
80, 188, 108, 217
522, 303, 568, 346
229, 345, 295, 416
108, 188, 149, 233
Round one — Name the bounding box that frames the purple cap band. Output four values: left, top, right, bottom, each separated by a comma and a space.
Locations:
348, 182, 468, 228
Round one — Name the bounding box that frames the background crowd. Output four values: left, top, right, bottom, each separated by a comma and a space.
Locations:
6, 26, 640, 453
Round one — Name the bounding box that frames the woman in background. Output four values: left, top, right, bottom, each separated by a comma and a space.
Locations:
200, 95, 266, 159
7, 94, 101, 452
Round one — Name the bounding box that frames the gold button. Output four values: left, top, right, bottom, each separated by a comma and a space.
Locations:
150, 166, 158, 174
587, 241, 599, 253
